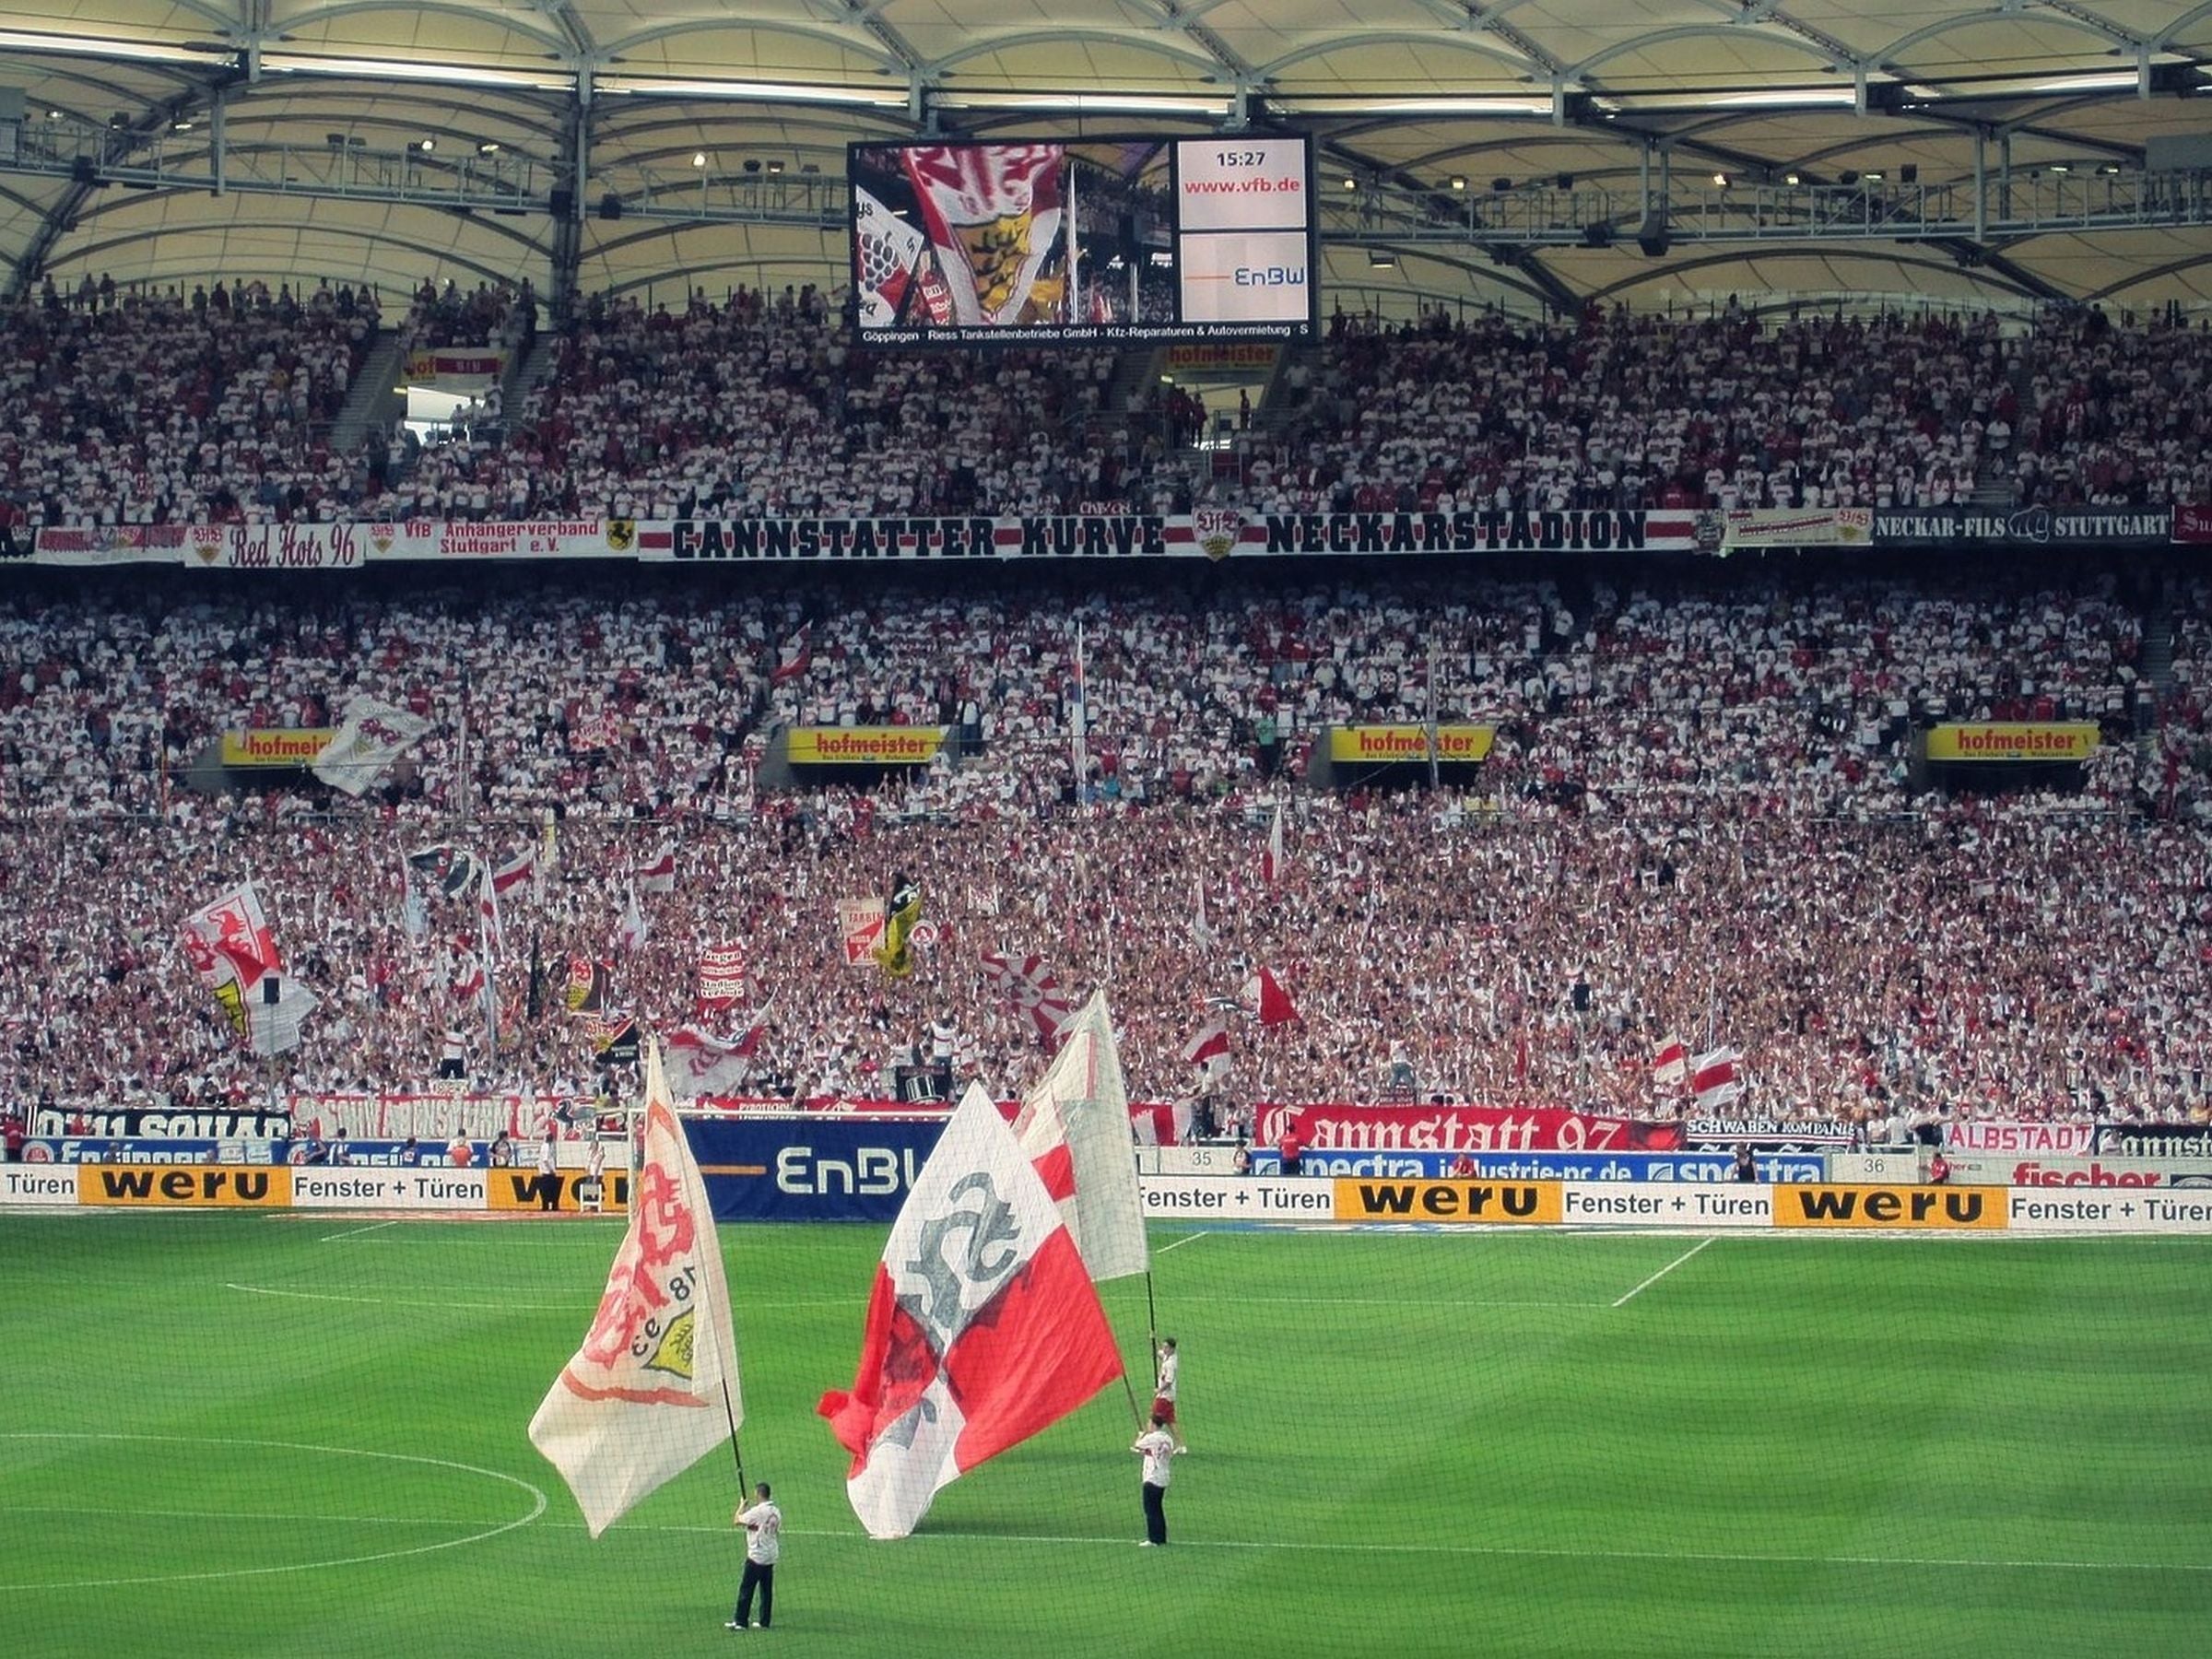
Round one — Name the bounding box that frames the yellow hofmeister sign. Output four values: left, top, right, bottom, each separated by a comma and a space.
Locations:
1923, 723, 2099, 762
786, 726, 948, 766
1333, 1178, 1561, 1224
220, 728, 335, 768
1772, 1184, 2008, 1230
78, 1165, 293, 1208
1328, 724, 1495, 764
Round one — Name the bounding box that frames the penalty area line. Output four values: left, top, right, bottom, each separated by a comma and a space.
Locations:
1611, 1235, 1716, 1307
1155, 1231, 1208, 1256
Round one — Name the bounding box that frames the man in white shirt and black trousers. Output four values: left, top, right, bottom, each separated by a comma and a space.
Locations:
1132, 1413, 1176, 1547
728, 1482, 781, 1630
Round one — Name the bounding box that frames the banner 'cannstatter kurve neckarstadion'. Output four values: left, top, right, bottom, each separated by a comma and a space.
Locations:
18, 506, 2201, 570
23, 508, 1707, 568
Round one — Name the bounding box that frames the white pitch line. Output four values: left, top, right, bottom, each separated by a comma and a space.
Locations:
1156, 1231, 1208, 1256
222, 1281, 1599, 1313
0, 1432, 545, 1593
3, 1496, 2202, 1582
0, 1504, 492, 1529
1612, 1235, 1716, 1307
528, 1519, 2212, 1576
317, 1219, 399, 1243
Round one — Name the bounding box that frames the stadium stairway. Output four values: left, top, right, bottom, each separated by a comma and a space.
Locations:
503, 331, 559, 412
329, 332, 405, 456
2141, 591, 2175, 738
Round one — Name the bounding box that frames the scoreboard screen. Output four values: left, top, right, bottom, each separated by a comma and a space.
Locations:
848, 134, 1318, 347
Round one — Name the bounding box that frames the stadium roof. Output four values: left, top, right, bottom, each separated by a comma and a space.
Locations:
0, 1, 2208, 315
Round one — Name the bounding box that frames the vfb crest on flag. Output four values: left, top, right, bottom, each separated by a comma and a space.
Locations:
1191, 507, 1245, 562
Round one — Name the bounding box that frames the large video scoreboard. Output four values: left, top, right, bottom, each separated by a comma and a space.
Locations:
849, 134, 1318, 347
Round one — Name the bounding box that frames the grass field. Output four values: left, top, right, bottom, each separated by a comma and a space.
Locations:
3, 1213, 2209, 1658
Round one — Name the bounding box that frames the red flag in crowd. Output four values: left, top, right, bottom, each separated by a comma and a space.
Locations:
638, 840, 677, 895
696, 945, 747, 1012
491, 844, 539, 901
1691, 1047, 1743, 1109
1241, 965, 1300, 1027
979, 949, 1074, 1045
771, 626, 812, 684
1182, 1018, 1230, 1077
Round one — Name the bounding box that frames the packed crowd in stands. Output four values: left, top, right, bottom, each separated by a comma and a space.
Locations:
363, 285, 1132, 524
0, 279, 376, 534
0, 565, 2204, 1134
2012, 308, 2212, 509
3, 278, 2208, 532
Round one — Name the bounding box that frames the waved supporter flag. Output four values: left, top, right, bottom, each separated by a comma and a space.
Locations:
407, 844, 483, 901
492, 844, 540, 903
979, 950, 1073, 1045
696, 945, 747, 1013
1182, 1017, 1230, 1080
613, 882, 648, 955
1653, 1038, 1688, 1089
399, 854, 429, 949
312, 696, 433, 796
1692, 1047, 1743, 1109
179, 881, 315, 1057
530, 1040, 741, 1538
1262, 804, 1286, 886
818, 1083, 1123, 1540
1191, 877, 1216, 949
900, 144, 1066, 327
588, 1013, 641, 1065
1006, 992, 1148, 1283
667, 1010, 769, 1096
564, 955, 609, 1015
873, 873, 924, 979
639, 840, 677, 896
839, 897, 887, 968
770, 625, 813, 685
1241, 964, 1300, 1028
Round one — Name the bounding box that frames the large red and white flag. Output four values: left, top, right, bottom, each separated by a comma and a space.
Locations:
818, 1083, 1123, 1539
979, 950, 1074, 1046
529, 1041, 740, 1538
1653, 1037, 1688, 1089
1182, 1017, 1231, 1079
1007, 992, 1148, 1283
1691, 1047, 1743, 1109
1241, 965, 1300, 1028
639, 840, 677, 896
1262, 804, 1286, 886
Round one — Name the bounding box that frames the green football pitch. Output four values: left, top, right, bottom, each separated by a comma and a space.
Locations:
3, 1214, 2209, 1658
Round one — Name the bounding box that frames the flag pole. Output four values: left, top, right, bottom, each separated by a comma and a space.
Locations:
721, 1377, 748, 1498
